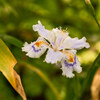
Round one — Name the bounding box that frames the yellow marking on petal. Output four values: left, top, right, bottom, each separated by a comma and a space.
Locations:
62, 51, 74, 63
68, 54, 74, 63
35, 41, 44, 47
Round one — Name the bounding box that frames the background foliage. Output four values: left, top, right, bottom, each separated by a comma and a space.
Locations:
0, 0, 100, 100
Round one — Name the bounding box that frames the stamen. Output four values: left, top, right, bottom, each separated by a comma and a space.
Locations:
62, 30, 66, 32
61, 30, 66, 34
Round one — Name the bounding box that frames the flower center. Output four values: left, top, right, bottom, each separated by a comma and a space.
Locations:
61, 30, 66, 34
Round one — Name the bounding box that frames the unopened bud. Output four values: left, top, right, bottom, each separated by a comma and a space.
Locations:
85, 0, 91, 4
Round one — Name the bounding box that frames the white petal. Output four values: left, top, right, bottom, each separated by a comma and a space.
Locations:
33, 21, 50, 40
22, 37, 47, 58
52, 28, 68, 38
22, 42, 34, 52
61, 66, 74, 78
26, 46, 46, 58
50, 28, 69, 49
45, 48, 64, 64
61, 51, 82, 78
60, 37, 90, 50
73, 57, 82, 73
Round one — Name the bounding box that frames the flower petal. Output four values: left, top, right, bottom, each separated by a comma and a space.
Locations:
52, 28, 68, 38
33, 21, 57, 48
22, 37, 48, 58
22, 42, 33, 52
49, 28, 68, 50
61, 51, 82, 78
73, 57, 82, 73
33, 21, 50, 40
60, 37, 90, 50
45, 48, 64, 64
61, 66, 75, 78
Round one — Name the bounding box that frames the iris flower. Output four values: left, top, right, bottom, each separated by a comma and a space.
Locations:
22, 21, 90, 78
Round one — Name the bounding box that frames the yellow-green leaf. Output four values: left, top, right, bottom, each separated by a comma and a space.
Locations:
0, 39, 26, 100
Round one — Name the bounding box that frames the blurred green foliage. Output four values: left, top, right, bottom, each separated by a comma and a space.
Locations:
0, 0, 100, 100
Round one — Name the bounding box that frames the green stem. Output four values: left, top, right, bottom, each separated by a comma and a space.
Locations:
20, 61, 62, 100
85, 0, 100, 29
93, 14, 100, 29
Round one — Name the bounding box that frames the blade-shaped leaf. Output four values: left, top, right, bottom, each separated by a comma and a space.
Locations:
80, 53, 100, 98
0, 34, 23, 48
0, 39, 26, 100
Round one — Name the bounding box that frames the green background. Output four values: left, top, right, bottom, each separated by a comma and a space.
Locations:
0, 0, 100, 100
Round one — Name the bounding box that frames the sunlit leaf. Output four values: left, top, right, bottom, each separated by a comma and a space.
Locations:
0, 39, 26, 100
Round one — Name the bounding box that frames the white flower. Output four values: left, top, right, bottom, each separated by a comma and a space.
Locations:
22, 21, 90, 78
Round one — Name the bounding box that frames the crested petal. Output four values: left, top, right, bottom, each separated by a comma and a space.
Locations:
61, 66, 75, 78
73, 57, 82, 73
45, 48, 64, 64
61, 51, 82, 78
22, 37, 48, 58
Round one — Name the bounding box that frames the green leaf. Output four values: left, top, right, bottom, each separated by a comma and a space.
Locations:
0, 34, 23, 48
81, 53, 100, 97
0, 39, 26, 100
20, 61, 62, 100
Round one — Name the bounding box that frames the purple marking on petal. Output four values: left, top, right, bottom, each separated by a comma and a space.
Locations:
32, 45, 41, 52
64, 56, 76, 67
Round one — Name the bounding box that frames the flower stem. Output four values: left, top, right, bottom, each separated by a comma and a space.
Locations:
85, 0, 100, 29
20, 61, 62, 100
